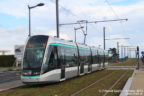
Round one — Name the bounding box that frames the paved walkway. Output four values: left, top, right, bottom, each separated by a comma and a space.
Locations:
129, 69, 144, 96
128, 59, 144, 96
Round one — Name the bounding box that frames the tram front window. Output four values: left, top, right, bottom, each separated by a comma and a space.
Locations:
23, 36, 48, 76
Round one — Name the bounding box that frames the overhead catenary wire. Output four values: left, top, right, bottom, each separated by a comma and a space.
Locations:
49, 0, 86, 42
104, 0, 128, 37
57, 2, 88, 43
104, 0, 120, 19
49, 0, 128, 45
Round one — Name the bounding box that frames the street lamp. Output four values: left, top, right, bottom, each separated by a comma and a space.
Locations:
28, 3, 44, 37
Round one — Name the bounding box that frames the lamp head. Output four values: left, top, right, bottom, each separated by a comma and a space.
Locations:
37, 3, 44, 6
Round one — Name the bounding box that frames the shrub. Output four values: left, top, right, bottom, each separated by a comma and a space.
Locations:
0, 55, 15, 67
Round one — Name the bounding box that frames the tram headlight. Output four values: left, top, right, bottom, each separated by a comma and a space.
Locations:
33, 72, 40, 75
23, 70, 32, 76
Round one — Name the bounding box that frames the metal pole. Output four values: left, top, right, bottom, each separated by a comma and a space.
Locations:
84, 21, 88, 44
127, 47, 129, 58
121, 46, 123, 58
117, 42, 119, 60
104, 27, 105, 50
124, 47, 126, 58
56, 0, 59, 38
130, 48, 131, 58
135, 50, 137, 58
137, 46, 140, 69
28, 6, 31, 37
74, 28, 76, 42
84, 35, 86, 44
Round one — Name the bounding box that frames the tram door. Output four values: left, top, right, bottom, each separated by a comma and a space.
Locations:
59, 47, 65, 80
88, 49, 92, 72
80, 63, 84, 74
61, 63, 65, 79
88, 63, 91, 72
79, 49, 84, 75
97, 51, 101, 68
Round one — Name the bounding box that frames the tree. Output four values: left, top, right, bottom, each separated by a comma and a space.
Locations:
108, 48, 119, 58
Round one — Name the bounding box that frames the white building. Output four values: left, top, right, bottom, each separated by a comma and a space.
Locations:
14, 45, 24, 66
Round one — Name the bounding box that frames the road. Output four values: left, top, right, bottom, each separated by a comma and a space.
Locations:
0, 71, 24, 92
0, 71, 20, 84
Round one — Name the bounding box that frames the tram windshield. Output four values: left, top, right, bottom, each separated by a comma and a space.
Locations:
23, 36, 48, 70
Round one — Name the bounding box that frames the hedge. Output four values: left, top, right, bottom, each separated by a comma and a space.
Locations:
0, 55, 15, 67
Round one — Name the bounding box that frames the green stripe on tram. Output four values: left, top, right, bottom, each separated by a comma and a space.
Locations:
50, 43, 77, 48
50, 43, 90, 50
22, 75, 40, 77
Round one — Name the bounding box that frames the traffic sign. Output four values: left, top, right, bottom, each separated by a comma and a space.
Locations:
141, 51, 144, 55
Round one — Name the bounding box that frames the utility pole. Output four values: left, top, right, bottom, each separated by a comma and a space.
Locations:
28, 6, 31, 37
124, 46, 126, 58
103, 27, 106, 68
84, 21, 88, 44
117, 42, 119, 59
103, 27, 106, 50
56, 0, 59, 38
127, 47, 129, 58
121, 46, 123, 58
137, 46, 140, 69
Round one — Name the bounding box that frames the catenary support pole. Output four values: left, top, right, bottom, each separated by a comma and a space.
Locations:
56, 0, 59, 37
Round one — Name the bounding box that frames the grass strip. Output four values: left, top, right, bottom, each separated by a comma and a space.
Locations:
109, 59, 137, 66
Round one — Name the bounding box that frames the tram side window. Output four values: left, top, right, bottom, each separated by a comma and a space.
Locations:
79, 49, 91, 65
98, 52, 101, 63
85, 50, 90, 65
92, 51, 95, 64
48, 50, 58, 70
60, 46, 78, 67
79, 49, 85, 65
43, 46, 58, 73
92, 50, 98, 64
88, 50, 92, 65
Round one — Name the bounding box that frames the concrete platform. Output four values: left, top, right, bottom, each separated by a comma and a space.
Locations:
129, 69, 144, 96
120, 59, 144, 96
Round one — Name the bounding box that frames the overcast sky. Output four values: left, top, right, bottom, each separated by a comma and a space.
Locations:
0, 0, 144, 57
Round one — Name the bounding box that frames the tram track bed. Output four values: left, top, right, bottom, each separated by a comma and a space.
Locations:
0, 70, 133, 96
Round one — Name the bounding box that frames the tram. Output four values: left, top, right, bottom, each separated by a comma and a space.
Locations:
21, 35, 108, 84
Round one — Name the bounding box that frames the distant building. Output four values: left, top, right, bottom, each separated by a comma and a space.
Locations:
0, 50, 10, 55
14, 45, 24, 66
